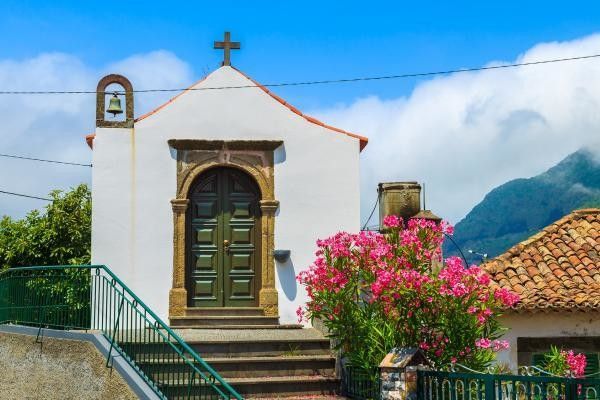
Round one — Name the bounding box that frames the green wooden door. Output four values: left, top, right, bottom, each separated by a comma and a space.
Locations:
187, 168, 261, 307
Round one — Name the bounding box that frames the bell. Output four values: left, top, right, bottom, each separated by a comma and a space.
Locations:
106, 93, 123, 117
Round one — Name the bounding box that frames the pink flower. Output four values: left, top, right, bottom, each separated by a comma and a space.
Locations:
441, 221, 454, 236
475, 338, 491, 349
296, 306, 304, 323
563, 350, 587, 377
491, 340, 510, 352
383, 215, 401, 228
495, 288, 520, 307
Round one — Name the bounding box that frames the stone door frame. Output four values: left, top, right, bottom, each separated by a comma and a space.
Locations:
168, 139, 282, 317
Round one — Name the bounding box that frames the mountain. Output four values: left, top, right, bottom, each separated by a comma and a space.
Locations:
444, 148, 600, 264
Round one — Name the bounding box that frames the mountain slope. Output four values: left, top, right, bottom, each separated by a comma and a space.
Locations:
445, 148, 600, 263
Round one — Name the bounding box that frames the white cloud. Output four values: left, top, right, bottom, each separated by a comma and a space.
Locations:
0, 51, 194, 218
3, 34, 600, 223
312, 34, 600, 224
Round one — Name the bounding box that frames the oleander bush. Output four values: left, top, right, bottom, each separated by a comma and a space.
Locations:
297, 215, 519, 374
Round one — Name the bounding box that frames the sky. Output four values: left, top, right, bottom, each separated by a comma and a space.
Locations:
1, 1, 600, 223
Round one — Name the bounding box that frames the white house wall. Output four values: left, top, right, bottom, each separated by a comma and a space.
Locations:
91, 66, 362, 324
496, 312, 600, 370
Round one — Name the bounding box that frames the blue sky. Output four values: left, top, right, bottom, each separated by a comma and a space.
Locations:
1, 1, 600, 222
2, 1, 600, 109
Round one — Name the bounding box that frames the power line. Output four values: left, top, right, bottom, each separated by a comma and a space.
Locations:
361, 195, 380, 231
0, 190, 51, 201
443, 232, 470, 268
0, 53, 599, 95
0, 153, 92, 167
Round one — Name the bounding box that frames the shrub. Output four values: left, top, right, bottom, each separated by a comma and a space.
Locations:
542, 346, 587, 377
297, 216, 519, 373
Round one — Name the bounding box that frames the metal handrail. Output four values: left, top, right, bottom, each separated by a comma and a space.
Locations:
0, 265, 243, 400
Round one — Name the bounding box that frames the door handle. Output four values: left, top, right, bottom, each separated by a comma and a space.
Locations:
223, 240, 230, 248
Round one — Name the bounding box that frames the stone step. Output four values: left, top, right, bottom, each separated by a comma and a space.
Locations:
174, 327, 327, 342
172, 327, 332, 357
136, 355, 336, 379
246, 397, 347, 400
123, 339, 331, 358
160, 375, 340, 398
170, 315, 280, 327
171, 324, 303, 330
188, 338, 332, 358
184, 307, 266, 317
246, 396, 347, 400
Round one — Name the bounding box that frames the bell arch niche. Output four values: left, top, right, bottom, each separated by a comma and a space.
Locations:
96, 74, 134, 128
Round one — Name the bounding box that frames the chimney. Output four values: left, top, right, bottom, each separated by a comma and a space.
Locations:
378, 181, 421, 228
378, 182, 444, 270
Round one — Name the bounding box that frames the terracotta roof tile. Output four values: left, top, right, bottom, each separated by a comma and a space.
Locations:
85, 133, 95, 149
483, 209, 600, 312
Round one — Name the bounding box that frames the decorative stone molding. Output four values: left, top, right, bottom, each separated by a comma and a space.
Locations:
168, 139, 282, 317
96, 74, 134, 128
259, 199, 280, 316
169, 199, 189, 317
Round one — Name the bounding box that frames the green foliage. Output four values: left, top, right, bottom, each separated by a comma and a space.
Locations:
0, 184, 91, 269
446, 149, 600, 263
544, 346, 570, 376
0, 185, 92, 326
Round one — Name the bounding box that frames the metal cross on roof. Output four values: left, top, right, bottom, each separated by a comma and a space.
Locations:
214, 31, 241, 66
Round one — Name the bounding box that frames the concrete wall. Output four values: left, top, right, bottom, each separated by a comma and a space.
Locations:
496, 311, 600, 370
0, 331, 137, 400
92, 66, 362, 324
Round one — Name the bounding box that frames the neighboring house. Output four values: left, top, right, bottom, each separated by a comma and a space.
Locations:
483, 208, 600, 373
87, 62, 367, 326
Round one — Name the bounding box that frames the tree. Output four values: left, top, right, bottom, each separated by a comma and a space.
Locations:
0, 184, 91, 269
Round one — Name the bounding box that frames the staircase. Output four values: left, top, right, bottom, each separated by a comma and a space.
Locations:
157, 308, 340, 398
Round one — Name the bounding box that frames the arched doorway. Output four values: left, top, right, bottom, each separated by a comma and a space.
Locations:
186, 167, 262, 307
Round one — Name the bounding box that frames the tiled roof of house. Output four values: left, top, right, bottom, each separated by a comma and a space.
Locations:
482, 208, 600, 312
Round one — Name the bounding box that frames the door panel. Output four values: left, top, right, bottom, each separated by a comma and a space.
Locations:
187, 168, 261, 307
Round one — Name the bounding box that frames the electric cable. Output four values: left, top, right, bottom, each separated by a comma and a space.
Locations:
0, 153, 91, 167
0, 190, 51, 201
0, 53, 598, 95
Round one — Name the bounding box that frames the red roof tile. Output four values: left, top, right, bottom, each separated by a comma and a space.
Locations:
483, 208, 600, 312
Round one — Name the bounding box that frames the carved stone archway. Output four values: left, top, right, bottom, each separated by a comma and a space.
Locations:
168, 140, 282, 317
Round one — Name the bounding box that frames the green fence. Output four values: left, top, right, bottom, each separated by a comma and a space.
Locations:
418, 369, 600, 400
342, 366, 381, 400
0, 265, 243, 400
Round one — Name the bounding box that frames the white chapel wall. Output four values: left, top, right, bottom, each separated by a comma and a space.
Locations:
91, 66, 362, 324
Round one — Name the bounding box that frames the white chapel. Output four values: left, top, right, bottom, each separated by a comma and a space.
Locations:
88, 34, 368, 325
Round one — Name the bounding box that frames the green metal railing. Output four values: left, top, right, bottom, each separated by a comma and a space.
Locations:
418, 370, 600, 400
342, 366, 381, 400
0, 265, 243, 400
